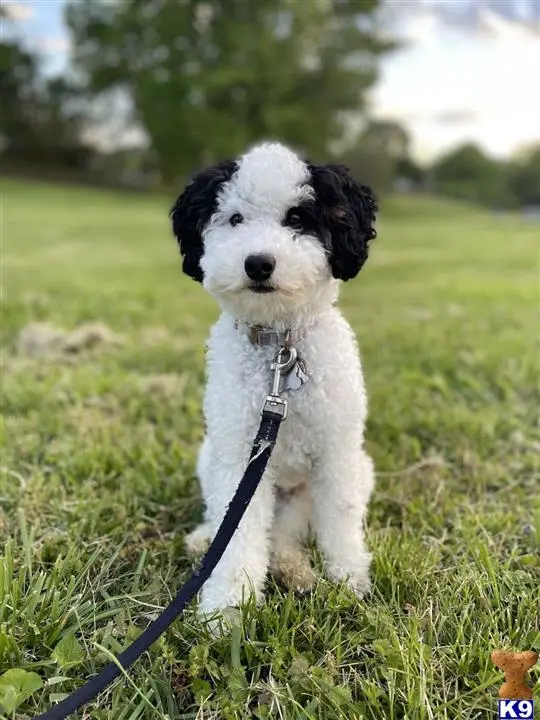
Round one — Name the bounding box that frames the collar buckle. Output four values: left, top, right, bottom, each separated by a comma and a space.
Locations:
235, 322, 298, 347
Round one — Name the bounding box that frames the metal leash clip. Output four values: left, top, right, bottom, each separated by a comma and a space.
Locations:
261, 346, 298, 420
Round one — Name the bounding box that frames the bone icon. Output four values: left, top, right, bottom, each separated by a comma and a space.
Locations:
491, 650, 539, 700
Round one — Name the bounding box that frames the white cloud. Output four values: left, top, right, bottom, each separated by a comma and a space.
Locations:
3, 1, 34, 22
477, 7, 540, 38
372, 13, 540, 161
397, 10, 439, 45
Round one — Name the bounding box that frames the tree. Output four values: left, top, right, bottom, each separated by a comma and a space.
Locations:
0, 39, 39, 151
431, 143, 508, 207
335, 119, 413, 194
0, 33, 90, 169
395, 156, 424, 185
508, 145, 540, 207
65, 0, 393, 183
361, 119, 410, 162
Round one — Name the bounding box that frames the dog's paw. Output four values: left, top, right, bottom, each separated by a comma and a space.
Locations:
185, 523, 211, 557
326, 559, 372, 600
271, 548, 316, 594
342, 571, 371, 599
200, 606, 242, 638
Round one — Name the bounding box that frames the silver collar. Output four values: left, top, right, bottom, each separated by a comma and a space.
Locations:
234, 321, 302, 347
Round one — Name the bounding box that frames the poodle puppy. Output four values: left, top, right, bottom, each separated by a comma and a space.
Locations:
170, 142, 377, 618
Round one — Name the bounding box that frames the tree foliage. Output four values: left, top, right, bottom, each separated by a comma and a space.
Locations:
65, 0, 393, 182
431, 143, 508, 206
334, 120, 412, 194
508, 145, 540, 208
431, 142, 540, 208
0, 37, 89, 168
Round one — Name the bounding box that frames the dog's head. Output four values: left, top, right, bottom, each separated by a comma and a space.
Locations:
171, 142, 377, 324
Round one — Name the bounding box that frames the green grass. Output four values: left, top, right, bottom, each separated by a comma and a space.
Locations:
1, 177, 539, 719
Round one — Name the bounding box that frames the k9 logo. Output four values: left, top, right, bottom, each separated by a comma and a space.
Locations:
498, 700, 534, 719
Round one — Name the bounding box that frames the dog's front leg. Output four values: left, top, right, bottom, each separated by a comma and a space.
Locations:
310, 447, 374, 599
198, 451, 275, 618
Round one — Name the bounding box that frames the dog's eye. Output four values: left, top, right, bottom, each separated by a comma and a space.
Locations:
289, 213, 302, 227
285, 209, 304, 232
229, 213, 244, 227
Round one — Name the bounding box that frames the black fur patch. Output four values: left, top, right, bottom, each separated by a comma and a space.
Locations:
282, 203, 320, 237
307, 164, 377, 281
170, 160, 238, 282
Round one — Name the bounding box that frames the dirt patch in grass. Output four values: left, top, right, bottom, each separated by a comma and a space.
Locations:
62, 322, 124, 353
16, 322, 67, 357
16, 321, 124, 358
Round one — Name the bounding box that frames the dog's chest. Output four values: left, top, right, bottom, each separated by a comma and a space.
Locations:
271, 422, 315, 488
239, 343, 315, 410
239, 345, 320, 476
204, 313, 366, 484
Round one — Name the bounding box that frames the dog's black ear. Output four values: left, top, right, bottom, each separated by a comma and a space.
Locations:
309, 163, 377, 281
170, 160, 237, 282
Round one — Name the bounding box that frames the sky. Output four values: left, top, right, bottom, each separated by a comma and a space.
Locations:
2, 0, 540, 163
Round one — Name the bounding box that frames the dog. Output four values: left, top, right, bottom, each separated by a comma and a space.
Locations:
170, 142, 377, 620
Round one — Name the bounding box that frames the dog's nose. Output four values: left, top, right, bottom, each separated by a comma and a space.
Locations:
244, 253, 276, 282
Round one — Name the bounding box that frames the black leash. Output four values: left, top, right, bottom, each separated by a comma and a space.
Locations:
36, 403, 287, 720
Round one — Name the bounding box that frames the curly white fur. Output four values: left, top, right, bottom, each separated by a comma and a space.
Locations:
179, 142, 376, 617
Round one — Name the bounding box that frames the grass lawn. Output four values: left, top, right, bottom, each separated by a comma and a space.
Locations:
1, 177, 538, 719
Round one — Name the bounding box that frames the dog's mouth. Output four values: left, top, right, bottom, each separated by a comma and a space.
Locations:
248, 284, 277, 294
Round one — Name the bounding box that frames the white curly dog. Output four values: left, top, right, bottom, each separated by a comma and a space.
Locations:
171, 142, 378, 620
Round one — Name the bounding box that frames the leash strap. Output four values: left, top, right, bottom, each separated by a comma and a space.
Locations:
36, 409, 284, 720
